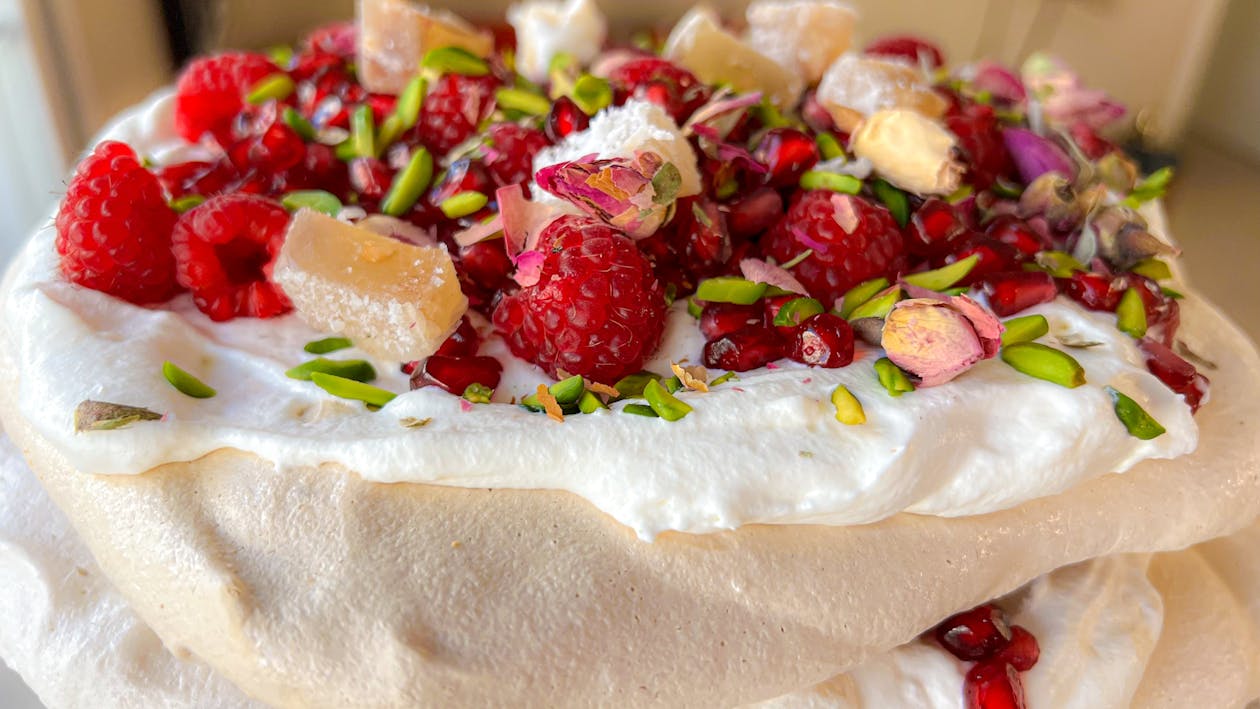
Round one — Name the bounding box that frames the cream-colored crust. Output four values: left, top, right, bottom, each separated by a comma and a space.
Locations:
3, 292, 1259, 707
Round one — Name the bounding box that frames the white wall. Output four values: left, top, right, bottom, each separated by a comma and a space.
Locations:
1192, 0, 1260, 164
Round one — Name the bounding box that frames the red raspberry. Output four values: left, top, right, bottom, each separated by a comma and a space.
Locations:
492, 216, 667, 384
175, 52, 278, 144
761, 191, 907, 305
171, 194, 292, 321
55, 141, 180, 304
484, 123, 550, 187
415, 73, 500, 157
607, 57, 711, 123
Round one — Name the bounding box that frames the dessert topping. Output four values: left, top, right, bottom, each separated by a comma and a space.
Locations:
1106, 386, 1166, 440
830, 384, 865, 425
162, 362, 217, 399
74, 401, 163, 433
999, 342, 1086, 388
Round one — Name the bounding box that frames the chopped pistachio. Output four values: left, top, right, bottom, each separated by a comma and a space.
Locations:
663, 375, 683, 394
1034, 250, 1086, 278
871, 179, 909, 227
381, 148, 434, 216
285, 358, 377, 383
838, 277, 891, 319
815, 132, 844, 160
612, 371, 662, 399
847, 285, 902, 321
1000, 314, 1050, 347
421, 46, 490, 77
162, 361, 216, 399
549, 374, 586, 405
169, 194, 206, 214
622, 403, 660, 417
282, 107, 316, 141
351, 104, 376, 159
831, 385, 866, 425
1122, 166, 1174, 208
710, 372, 739, 387
1106, 387, 1166, 440
874, 357, 915, 397
1115, 288, 1148, 338
1000, 342, 1086, 388
687, 296, 704, 319
74, 400, 162, 432
463, 383, 493, 404
571, 74, 612, 115
439, 191, 489, 219
695, 277, 768, 305
799, 171, 863, 194
578, 390, 608, 414
643, 379, 692, 421
1131, 258, 1172, 281
495, 87, 551, 116
377, 75, 427, 149
282, 190, 343, 216
901, 254, 979, 292
310, 372, 396, 407
246, 73, 296, 105
304, 336, 353, 354
772, 297, 825, 327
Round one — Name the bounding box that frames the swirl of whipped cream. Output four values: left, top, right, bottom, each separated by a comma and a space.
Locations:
3, 91, 1197, 539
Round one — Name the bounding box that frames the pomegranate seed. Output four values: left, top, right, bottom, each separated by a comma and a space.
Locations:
546, 95, 589, 142
458, 239, 514, 293
1125, 274, 1180, 345
725, 187, 784, 242
667, 196, 731, 279
412, 354, 503, 394
946, 235, 1021, 285
864, 35, 945, 69
995, 625, 1040, 672
934, 604, 1013, 661
789, 313, 854, 368
435, 316, 481, 358
985, 215, 1046, 258
1139, 338, 1209, 413
1061, 271, 1125, 312
907, 199, 967, 258
981, 271, 1057, 317
700, 302, 765, 340
349, 157, 394, 201
965, 661, 1026, 709
703, 325, 785, 371
754, 128, 819, 188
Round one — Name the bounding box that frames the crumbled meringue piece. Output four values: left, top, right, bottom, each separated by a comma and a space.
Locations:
358, 0, 493, 94
533, 100, 702, 199
508, 0, 607, 83
744, 0, 858, 84
816, 53, 947, 133
663, 7, 804, 109
850, 109, 963, 195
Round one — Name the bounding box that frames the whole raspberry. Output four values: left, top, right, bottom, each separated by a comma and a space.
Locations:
761, 191, 907, 304
175, 52, 278, 144
55, 141, 180, 304
415, 73, 500, 157
484, 123, 550, 187
171, 194, 292, 321
607, 57, 711, 123
492, 216, 667, 384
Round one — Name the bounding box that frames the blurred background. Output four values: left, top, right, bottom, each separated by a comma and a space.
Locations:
0, 0, 1257, 704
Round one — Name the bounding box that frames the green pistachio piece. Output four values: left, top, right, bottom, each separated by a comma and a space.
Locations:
1034, 251, 1086, 278
463, 383, 494, 404
612, 371, 662, 399
1122, 166, 1174, 208
1000, 315, 1050, 347
847, 285, 902, 321
246, 73, 296, 105
377, 75, 427, 149
1000, 342, 1086, 388
578, 390, 607, 414
831, 385, 866, 425
710, 372, 738, 387
874, 358, 915, 397
695, 277, 768, 305
571, 74, 612, 115
643, 379, 692, 421
622, 403, 660, 417
838, 277, 891, 319
162, 361, 216, 399
169, 194, 206, 214
495, 87, 551, 116
439, 191, 489, 219
902, 254, 980, 292
815, 132, 844, 161
1106, 386, 1166, 440
304, 336, 353, 354
285, 358, 376, 383
421, 46, 490, 76
381, 148, 435, 217
282, 190, 343, 216
549, 374, 586, 405
799, 171, 863, 194
351, 104, 376, 159
1115, 288, 1148, 338
871, 179, 909, 227
772, 297, 825, 327
686, 296, 704, 319
310, 372, 396, 408
1130, 258, 1172, 281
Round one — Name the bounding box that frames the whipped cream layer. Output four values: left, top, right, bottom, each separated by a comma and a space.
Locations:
4, 92, 1198, 538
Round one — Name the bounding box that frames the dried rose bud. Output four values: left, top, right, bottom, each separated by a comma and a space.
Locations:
881, 295, 1003, 387
1022, 52, 1125, 131
1077, 205, 1179, 270
535, 151, 682, 239
1095, 152, 1139, 193
1017, 172, 1102, 233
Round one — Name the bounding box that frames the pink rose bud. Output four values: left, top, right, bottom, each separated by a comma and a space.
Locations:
535, 151, 682, 239
881, 295, 1003, 387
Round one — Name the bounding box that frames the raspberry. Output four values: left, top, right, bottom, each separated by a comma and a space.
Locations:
415, 73, 500, 157
761, 191, 907, 304
55, 141, 180, 304
175, 53, 278, 144
607, 57, 711, 123
171, 193, 292, 321
484, 123, 550, 187
492, 216, 667, 384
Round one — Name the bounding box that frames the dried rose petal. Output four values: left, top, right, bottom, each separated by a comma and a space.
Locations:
881, 294, 1003, 386
535, 151, 681, 239
740, 257, 808, 295
1003, 128, 1075, 184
